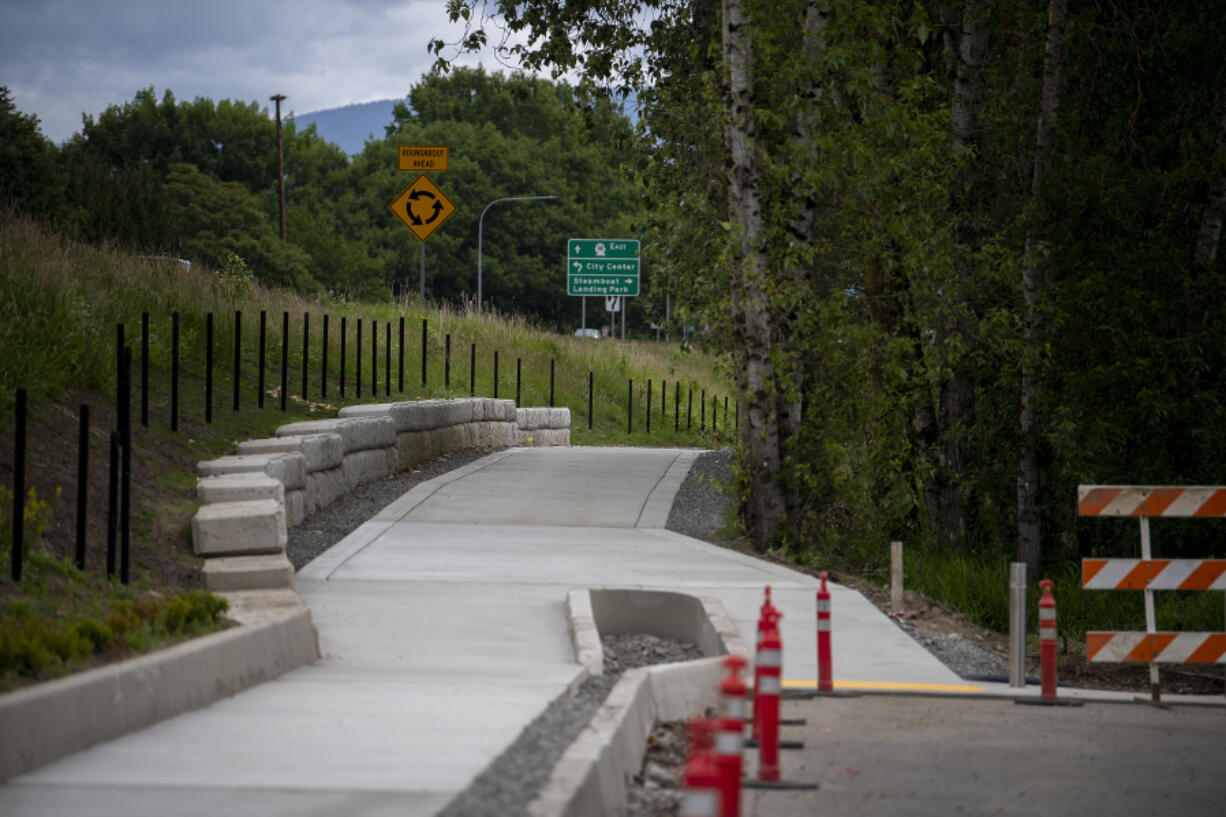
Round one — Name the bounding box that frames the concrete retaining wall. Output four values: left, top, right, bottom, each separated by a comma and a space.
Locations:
191, 398, 570, 592
0, 589, 317, 782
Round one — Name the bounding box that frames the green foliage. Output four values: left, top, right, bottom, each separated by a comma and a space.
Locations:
0, 576, 230, 684
0, 484, 55, 564
0, 87, 61, 218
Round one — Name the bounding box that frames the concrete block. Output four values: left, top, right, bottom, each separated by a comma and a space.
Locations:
201, 553, 294, 592
306, 468, 349, 514
275, 417, 395, 454
517, 407, 550, 431
548, 407, 572, 430
396, 430, 433, 470
196, 453, 306, 491
341, 448, 399, 487
192, 500, 286, 556
285, 489, 306, 528
494, 399, 518, 422
476, 421, 515, 448
236, 433, 343, 473
196, 474, 283, 505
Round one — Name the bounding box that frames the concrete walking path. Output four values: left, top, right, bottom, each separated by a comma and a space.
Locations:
1, 447, 961, 816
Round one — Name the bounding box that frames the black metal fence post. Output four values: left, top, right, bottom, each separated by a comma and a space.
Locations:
627, 379, 633, 435
339, 316, 347, 397
301, 313, 309, 401
588, 371, 593, 430
385, 321, 391, 396
647, 380, 652, 433
258, 311, 265, 409
421, 319, 428, 387
687, 385, 693, 430
106, 430, 117, 577
119, 347, 131, 586
233, 310, 242, 411
701, 389, 706, 431
356, 318, 362, 398
321, 314, 329, 400
398, 316, 405, 393
674, 382, 680, 432
445, 334, 451, 387
724, 396, 728, 433
371, 317, 377, 397
516, 358, 522, 405
205, 313, 213, 422
171, 312, 180, 429
470, 343, 476, 397
549, 359, 555, 408
280, 312, 288, 411
76, 404, 88, 570
11, 388, 25, 582
712, 394, 718, 434
662, 379, 667, 419
141, 312, 149, 426
493, 351, 499, 398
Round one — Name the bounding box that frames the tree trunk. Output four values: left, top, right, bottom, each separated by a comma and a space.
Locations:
777, 0, 829, 526
723, 0, 784, 547
930, 0, 993, 547
1017, 0, 1067, 575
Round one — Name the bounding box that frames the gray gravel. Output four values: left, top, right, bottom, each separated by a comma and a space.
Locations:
436, 633, 703, 817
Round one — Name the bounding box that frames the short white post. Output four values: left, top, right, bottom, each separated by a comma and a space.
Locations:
1009, 562, 1027, 687
890, 541, 904, 619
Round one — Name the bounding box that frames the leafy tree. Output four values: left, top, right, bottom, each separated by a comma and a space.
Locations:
0, 87, 60, 218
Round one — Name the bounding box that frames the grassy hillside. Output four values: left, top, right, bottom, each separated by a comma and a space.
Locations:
0, 210, 735, 683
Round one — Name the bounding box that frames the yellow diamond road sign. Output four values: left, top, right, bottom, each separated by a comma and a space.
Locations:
388, 175, 456, 242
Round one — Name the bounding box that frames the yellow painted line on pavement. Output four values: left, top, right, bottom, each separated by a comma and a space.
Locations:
783, 679, 984, 694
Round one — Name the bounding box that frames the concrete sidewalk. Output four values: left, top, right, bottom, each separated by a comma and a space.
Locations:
1, 447, 961, 816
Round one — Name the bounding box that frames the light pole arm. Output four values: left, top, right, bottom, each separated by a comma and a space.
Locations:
477, 195, 558, 312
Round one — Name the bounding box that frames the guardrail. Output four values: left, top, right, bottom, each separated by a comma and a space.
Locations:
1078, 485, 1226, 702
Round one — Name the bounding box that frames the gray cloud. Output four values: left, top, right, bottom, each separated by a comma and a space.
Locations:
0, 0, 491, 143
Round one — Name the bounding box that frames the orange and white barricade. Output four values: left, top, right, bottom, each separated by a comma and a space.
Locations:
1078, 484, 1226, 701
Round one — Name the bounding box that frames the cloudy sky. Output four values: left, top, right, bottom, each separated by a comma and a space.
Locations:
1, 0, 520, 144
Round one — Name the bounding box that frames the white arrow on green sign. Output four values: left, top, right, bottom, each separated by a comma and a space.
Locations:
567, 238, 640, 296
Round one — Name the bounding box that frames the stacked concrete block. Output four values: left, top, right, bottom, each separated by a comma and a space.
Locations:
515, 406, 572, 447
339, 398, 517, 470
189, 397, 566, 592
236, 433, 345, 516
192, 499, 286, 558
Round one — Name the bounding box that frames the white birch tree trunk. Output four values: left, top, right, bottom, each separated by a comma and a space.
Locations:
723, 0, 784, 546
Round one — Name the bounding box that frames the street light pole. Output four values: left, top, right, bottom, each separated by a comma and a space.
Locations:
477, 195, 558, 312
270, 94, 287, 241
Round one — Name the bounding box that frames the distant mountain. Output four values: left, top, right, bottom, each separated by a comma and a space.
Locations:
291, 99, 400, 155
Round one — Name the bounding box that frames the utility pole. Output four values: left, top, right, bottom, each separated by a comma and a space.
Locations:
270, 94, 287, 241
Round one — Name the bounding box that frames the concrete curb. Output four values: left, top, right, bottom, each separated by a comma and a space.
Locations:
530, 588, 750, 817
0, 589, 318, 782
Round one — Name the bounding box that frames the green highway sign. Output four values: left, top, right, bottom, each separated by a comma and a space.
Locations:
568, 238, 640, 296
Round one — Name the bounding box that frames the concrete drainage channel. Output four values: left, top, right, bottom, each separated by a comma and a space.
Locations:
527, 588, 750, 817
0, 397, 571, 782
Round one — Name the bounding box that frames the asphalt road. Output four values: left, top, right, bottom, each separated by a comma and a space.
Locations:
742, 695, 1226, 817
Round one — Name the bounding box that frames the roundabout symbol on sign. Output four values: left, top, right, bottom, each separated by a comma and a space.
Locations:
388, 175, 456, 241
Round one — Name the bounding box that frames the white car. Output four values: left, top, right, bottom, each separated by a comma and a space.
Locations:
573, 328, 601, 339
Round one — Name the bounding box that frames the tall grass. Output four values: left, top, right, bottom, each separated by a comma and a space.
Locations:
0, 209, 735, 447
903, 547, 1225, 638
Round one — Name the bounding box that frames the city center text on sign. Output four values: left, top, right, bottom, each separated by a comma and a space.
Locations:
398, 145, 449, 172
567, 238, 640, 296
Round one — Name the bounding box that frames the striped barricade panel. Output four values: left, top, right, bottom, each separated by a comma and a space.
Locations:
1077, 485, 1226, 518
1086, 632, 1226, 664
1082, 559, 1226, 591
